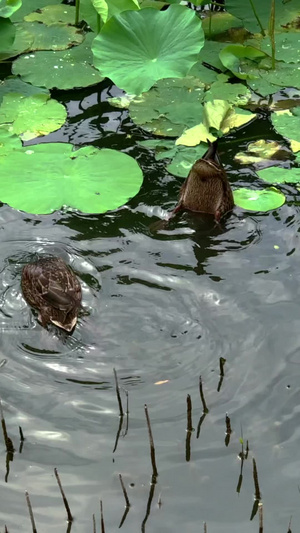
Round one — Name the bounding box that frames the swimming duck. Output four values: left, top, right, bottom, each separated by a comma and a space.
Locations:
21, 257, 82, 332
173, 139, 234, 222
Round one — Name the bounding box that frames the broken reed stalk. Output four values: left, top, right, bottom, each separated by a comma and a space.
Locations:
199, 376, 209, 414
269, 0, 276, 69
217, 357, 226, 391
19, 426, 25, 441
252, 458, 261, 500
144, 404, 158, 478
225, 413, 232, 447
119, 473, 130, 508
113, 368, 124, 417
25, 491, 37, 533
0, 399, 14, 453
259, 503, 263, 533
186, 394, 193, 432
92, 513, 96, 533
54, 468, 73, 523
100, 500, 105, 533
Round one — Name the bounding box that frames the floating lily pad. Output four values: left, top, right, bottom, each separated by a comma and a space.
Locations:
219, 44, 266, 80
0, 144, 143, 214
24, 4, 75, 25
0, 77, 49, 105
257, 166, 300, 184
235, 140, 284, 165
203, 80, 251, 106
0, 124, 22, 155
225, 0, 299, 34
92, 5, 204, 95
93, 0, 140, 23
167, 144, 208, 177
198, 40, 226, 71
261, 32, 300, 64
202, 11, 242, 38
129, 77, 205, 137
15, 21, 84, 51
12, 33, 104, 90
0, 17, 16, 59
0, 93, 67, 141
0, 0, 21, 18
188, 62, 219, 85
233, 187, 285, 211
0, 21, 34, 60
11, 0, 62, 22
271, 109, 300, 151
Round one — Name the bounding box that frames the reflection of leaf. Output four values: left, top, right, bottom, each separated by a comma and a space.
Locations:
0, 144, 143, 214
12, 33, 104, 90
219, 44, 266, 80
92, 5, 204, 95
0, 93, 67, 141
233, 187, 285, 211
235, 140, 284, 164
257, 166, 300, 184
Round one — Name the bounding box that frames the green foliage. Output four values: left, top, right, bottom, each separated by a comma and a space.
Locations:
12, 33, 103, 89
0, 77, 49, 105
225, 0, 299, 34
92, 5, 204, 95
0, 0, 21, 18
257, 166, 300, 184
271, 109, 300, 152
0, 93, 67, 140
15, 21, 84, 51
24, 5, 76, 26
233, 187, 286, 211
0, 17, 15, 59
0, 143, 143, 214
260, 32, 300, 64
10, 0, 61, 22
219, 44, 266, 80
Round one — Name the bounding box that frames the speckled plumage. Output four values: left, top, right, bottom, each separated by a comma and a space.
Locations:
175, 140, 234, 221
21, 257, 82, 332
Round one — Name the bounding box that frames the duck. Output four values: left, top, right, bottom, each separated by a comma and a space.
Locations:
173, 139, 234, 222
21, 257, 82, 332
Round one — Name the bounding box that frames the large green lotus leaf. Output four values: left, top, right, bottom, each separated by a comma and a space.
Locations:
198, 40, 226, 71
0, 144, 143, 214
219, 44, 266, 80
225, 0, 299, 34
0, 124, 22, 155
261, 32, 300, 64
0, 17, 16, 59
188, 61, 220, 85
247, 77, 278, 97
0, 0, 21, 18
15, 21, 84, 51
78, 0, 98, 31
92, 5, 204, 95
24, 4, 75, 25
93, 0, 140, 23
12, 33, 104, 90
203, 80, 251, 106
0, 21, 33, 60
257, 166, 300, 184
129, 77, 205, 137
0, 77, 48, 106
202, 11, 242, 38
235, 140, 284, 164
11, 0, 62, 22
0, 93, 67, 141
167, 144, 208, 178
271, 110, 300, 152
233, 187, 285, 211
258, 62, 300, 91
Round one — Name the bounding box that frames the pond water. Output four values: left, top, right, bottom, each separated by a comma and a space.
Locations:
0, 79, 300, 532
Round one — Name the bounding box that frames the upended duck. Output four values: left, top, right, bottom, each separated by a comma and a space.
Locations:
173, 139, 234, 222
22, 257, 82, 332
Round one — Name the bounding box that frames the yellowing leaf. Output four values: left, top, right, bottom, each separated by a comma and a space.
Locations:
204, 99, 231, 131
222, 108, 256, 134
290, 139, 300, 153
176, 123, 216, 147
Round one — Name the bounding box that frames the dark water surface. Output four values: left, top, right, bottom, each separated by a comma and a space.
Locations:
1, 81, 300, 532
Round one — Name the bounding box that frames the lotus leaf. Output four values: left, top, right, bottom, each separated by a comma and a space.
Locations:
15, 21, 84, 51
0, 93, 67, 141
271, 110, 300, 152
261, 33, 300, 64
129, 77, 205, 137
93, 0, 140, 23
11, 0, 62, 22
92, 5, 205, 95
233, 187, 285, 211
257, 166, 300, 184
202, 12, 242, 38
221, 108, 256, 134
167, 144, 208, 178
225, 0, 299, 34
203, 80, 251, 106
198, 40, 226, 71
0, 17, 16, 60
0, 77, 49, 105
0, 0, 21, 18
0, 21, 33, 60
187, 62, 219, 85
24, 4, 75, 25
219, 44, 266, 80
12, 33, 104, 90
0, 144, 143, 214
176, 123, 216, 147
0, 124, 22, 155
235, 140, 284, 165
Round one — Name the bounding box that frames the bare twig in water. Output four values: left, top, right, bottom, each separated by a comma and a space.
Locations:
113, 414, 124, 454
19, 425, 25, 454
199, 376, 209, 414
259, 503, 263, 533
113, 368, 124, 417
250, 458, 261, 520
245, 440, 249, 460
123, 389, 129, 437
93, 513, 96, 533
141, 477, 156, 533
0, 399, 14, 453
225, 413, 232, 447
25, 491, 37, 533
236, 425, 245, 494
144, 404, 158, 478
204, 522, 207, 533
287, 516, 292, 533
186, 394, 193, 462
119, 473, 130, 508
217, 357, 226, 392
100, 500, 105, 533
5, 525, 9, 533
54, 468, 73, 522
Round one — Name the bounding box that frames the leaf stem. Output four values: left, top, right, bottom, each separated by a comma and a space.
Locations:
269, 0, 276, 69
249, 0, 265, 36
97, 13, 101, 34
75, 0, 80, 26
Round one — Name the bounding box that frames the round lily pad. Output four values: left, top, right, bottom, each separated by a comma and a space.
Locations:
11, 0, 62, 22
219, 44, 266, 80
92, 4, 204, 95
0, 124, 22, 156
271, 110, 300, 149
233, 187, 285, 211
0, 77, 49, 105
0, 93, 67, 141
15, 21, 84, 51
261, 32, 300, 64
0, 144, 143, 214
0, 0, 21, 18
257, 166, 300, 184
12, 33, 104, 90
24, 4, 76, 25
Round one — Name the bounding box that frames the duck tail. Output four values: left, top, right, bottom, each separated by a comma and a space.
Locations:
203, 138, 221, 165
